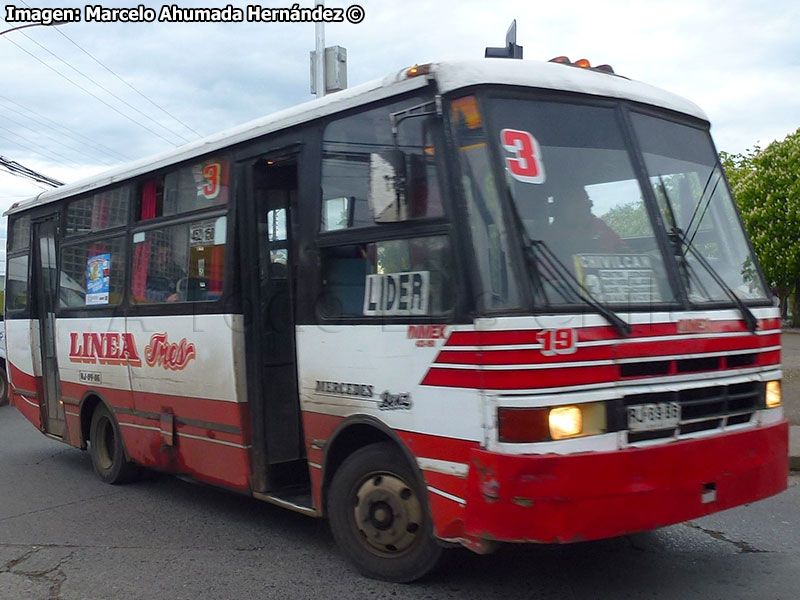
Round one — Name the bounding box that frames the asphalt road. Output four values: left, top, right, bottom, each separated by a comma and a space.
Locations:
1, 404, 798, 600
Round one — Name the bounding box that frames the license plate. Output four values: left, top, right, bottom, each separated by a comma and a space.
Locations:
627, 402, 681, 432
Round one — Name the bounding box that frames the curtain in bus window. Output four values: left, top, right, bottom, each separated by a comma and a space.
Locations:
140, 179, 158, 219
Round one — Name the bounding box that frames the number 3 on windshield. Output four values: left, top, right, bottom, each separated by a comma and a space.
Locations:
500, 129, 546, 184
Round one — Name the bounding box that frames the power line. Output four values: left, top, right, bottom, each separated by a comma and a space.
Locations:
3, 35, 184, 147
0, 127, 85, 168
50, 27, 204, 139
2, 109, 117, 166
17, 28, 195, 144
14, 0, 200, 140
0, 94, 133, 162
0, 155, 63, 187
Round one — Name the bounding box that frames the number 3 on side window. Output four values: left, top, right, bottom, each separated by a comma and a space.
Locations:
500, 129, 546, 184
202, 163, 222, 200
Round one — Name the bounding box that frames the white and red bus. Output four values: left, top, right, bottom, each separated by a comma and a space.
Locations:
4, 57, 788, 582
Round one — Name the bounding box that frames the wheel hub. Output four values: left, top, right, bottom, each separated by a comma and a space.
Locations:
353, 474, 423, 555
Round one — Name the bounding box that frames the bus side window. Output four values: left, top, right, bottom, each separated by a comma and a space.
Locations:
131, 217, 226, 304
318, 236, 453, 319
321, 98, 443, 232
59, 237, 127, 308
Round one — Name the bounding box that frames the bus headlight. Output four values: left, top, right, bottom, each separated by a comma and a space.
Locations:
549, 406, 582, 439
498, 402, 607, 443
766, 380, 782, 408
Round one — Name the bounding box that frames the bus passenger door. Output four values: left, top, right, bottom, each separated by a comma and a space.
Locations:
249, 158, 306, 492
32, 216, 65, 437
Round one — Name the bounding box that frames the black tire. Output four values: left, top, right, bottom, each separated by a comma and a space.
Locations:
89, 404, 137, 484
328, 442, 443, 582
0, 367, 8, 407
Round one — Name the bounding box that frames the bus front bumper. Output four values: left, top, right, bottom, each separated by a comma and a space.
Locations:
462, 421, 789, 544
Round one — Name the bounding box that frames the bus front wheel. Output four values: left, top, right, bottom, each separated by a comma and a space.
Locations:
328, 442, 442, 582
89, 404, 137, 484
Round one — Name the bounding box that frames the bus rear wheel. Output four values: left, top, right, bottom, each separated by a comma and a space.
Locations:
0, 368, 8, 406
328, 442, 442, 582
89, 404, 137, 484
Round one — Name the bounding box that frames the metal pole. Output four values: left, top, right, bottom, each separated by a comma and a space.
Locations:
315, 0, 325, 98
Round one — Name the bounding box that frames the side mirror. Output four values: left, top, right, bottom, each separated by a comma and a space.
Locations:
369, 151, 408, 223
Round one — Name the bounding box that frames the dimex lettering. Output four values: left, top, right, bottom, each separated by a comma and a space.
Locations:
69, 332, 142, 367
407, 324, 447, 347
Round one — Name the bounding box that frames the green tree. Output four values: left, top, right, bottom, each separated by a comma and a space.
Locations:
601, 199, 651, 237
722, 128, 800, 324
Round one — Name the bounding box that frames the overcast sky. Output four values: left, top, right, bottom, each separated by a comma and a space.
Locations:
2, 0, 799, 262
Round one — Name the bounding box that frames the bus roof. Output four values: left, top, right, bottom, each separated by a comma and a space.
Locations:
5, 58, 706, 216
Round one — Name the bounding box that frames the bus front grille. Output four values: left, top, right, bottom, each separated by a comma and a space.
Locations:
622, 381, 763, 443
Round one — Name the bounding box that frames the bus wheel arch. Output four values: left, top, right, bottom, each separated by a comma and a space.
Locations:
81, 394, 138, 484
323, 418, 442, 582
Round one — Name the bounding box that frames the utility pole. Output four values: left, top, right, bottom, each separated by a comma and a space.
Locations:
314, 1, 326, 98
309, 1, 347, 97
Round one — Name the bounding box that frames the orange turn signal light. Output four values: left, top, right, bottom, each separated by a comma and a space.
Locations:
406, 63, 432, 78
574, 58, 591, 68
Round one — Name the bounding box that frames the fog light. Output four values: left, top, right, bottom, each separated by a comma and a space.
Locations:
549, 406, 582, 439
766, 380, 781, 408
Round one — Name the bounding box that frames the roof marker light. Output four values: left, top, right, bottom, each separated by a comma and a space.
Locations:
548, 56, 617, 75
406, 63, 432, 78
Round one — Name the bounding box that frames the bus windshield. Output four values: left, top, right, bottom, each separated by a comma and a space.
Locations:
451, 94, 767, 312
630, 112, 768, 303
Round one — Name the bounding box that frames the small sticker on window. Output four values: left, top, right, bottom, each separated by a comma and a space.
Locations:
86, 253, 111, 306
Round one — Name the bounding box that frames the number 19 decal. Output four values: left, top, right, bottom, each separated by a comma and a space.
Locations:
536, 328, 577, 356
500, 129, 546, 184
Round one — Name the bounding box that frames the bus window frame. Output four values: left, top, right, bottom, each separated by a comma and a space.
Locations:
57, 229, 129, 314
465, 85, 745, 316
443, 87, 533, 317
126, 206, 232, 316
623, 102, 773, 309
314, 91, 464, 326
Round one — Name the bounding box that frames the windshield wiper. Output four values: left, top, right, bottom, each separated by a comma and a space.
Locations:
505, 192, 631, 337
683, 163, 723, 250
527, 239, 632, 337
656, 176, 758, 333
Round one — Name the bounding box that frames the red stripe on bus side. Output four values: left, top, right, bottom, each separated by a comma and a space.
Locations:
422, 365, 618, 389
436, 333, 780, 366
444, 318, 781, 347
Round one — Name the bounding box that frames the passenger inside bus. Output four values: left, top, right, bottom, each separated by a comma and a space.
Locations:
546, 183, 626, 263
145, 243, 185, 303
